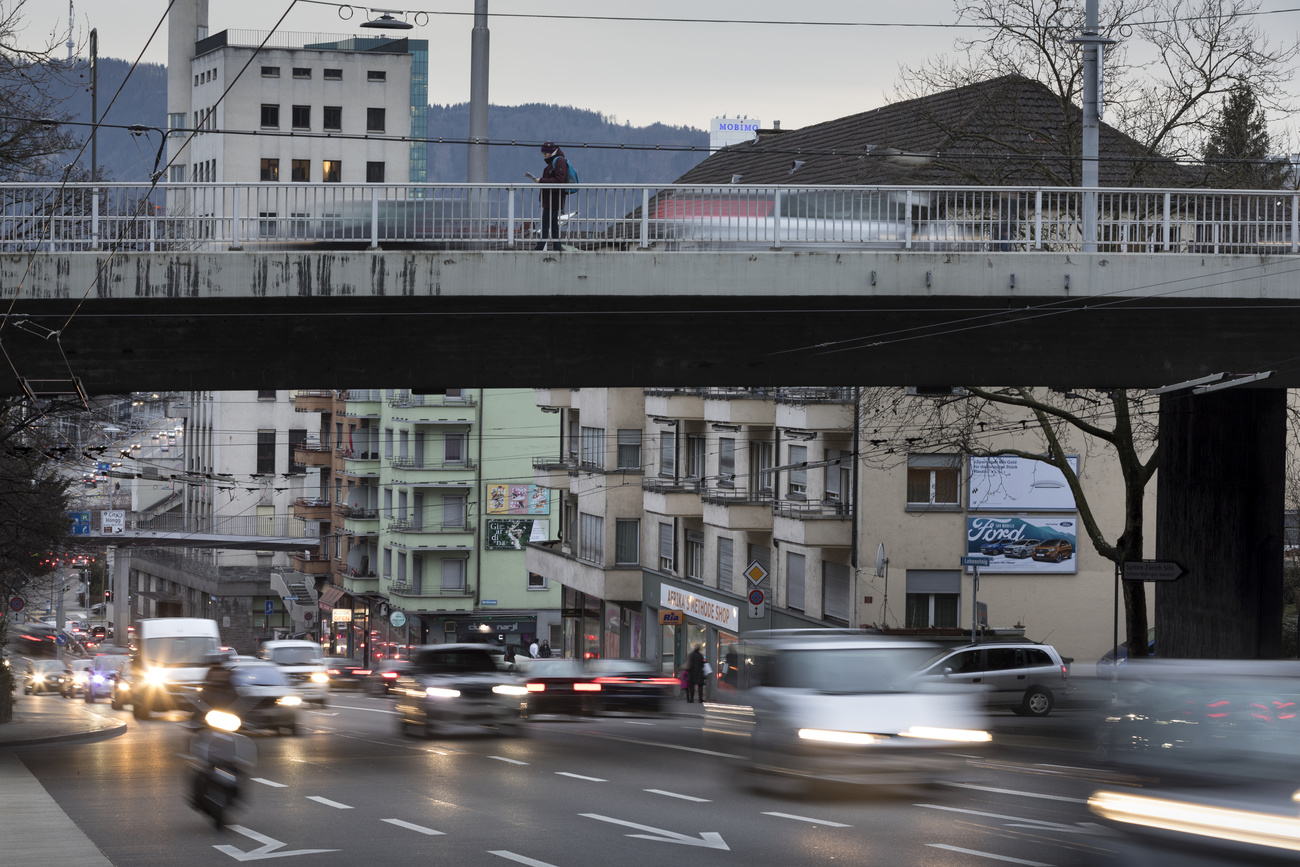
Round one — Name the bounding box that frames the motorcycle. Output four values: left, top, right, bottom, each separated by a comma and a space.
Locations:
187, 709, 256, 828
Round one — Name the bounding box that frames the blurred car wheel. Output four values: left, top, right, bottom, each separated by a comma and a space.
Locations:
1021, 687, 1054, 717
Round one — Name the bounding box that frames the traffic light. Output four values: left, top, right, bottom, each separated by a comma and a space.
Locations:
104, 590, 112, 602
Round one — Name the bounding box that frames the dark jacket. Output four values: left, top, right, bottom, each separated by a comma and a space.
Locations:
538, 149, 570, 209
687, 648, 705, 685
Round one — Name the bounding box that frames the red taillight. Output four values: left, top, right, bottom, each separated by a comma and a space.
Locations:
380, 671, 398, 679
573, 682, 601, 692
328, 669, 341, 675
354, 669, 371, 676
526, 683, 545, 692
593, 677, 629, 685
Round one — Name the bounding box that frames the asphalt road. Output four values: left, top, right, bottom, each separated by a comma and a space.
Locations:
8, 692, 1138, 866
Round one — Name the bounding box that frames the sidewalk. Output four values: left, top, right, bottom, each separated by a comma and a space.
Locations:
0, 692, 128, 747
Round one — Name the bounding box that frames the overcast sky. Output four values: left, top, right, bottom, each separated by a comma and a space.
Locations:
31, 0, 963, 130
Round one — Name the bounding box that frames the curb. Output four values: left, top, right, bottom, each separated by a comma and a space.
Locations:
0, 717, 129, 749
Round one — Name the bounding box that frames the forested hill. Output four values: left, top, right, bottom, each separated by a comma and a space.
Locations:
57, 58, 709, 184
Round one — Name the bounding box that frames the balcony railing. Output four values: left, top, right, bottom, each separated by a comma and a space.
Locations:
387, 391, 478, 408
774, 387, 855, 405
701, 486, 776, 506
642, 477, 703, 494
773, 499, 851, 519
533, 455, 575, 471
11, 182, 1300, 255
338, 505, 378, 519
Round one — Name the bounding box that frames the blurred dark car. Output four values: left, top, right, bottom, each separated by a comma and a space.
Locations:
1032, 538, 1074, 562
323, 657, 370, 691
393, 644, 525, 737
517, 657, 679, 717
21, 658, 70, 695
194, 660, 302, 735
368, 659, 412, 696
61, 659, 96, 698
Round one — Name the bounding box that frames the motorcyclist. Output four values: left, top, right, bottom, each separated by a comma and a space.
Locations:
186, 655, 257, 827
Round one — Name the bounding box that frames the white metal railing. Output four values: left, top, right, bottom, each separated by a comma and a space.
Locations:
4, 183, 1297, 255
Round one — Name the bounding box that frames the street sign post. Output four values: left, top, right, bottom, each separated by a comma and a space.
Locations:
748, 588, 765, 619
961, 557, 992, 643
1122, 560, 1187, 582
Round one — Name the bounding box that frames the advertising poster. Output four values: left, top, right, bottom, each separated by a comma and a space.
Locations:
486, 519, 550, 550
968, 455, 1079, 511
966, 515, 1079, 574
486, 484, 551, 515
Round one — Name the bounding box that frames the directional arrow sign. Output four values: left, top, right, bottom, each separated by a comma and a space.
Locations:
580, 814, 730, 850
1122, 560, 1187, 582
215, 825, 340, 861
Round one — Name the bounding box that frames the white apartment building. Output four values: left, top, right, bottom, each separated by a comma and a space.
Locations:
527, 387, 1149, 682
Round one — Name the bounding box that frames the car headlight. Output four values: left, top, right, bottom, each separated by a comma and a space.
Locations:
277, 695, 302, 706
34, 674, 45, 683
143, 669, 166, 687
901, 726, 992, 743
310, 672, 329, 684
425, 687, 461, 699
493, 684, 529, 696
798, 728, 877, 745
74, 673, 88, 685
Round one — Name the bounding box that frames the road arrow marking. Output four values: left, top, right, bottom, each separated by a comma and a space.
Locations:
580, 813, 730, 850
215, 825, 340, 861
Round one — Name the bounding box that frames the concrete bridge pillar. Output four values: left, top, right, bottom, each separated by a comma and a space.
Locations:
1156, 388, 1285, 658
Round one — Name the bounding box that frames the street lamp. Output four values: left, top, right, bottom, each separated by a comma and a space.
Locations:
360, 9, 413, 29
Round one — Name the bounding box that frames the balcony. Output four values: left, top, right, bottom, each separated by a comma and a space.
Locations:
294, 390, 335, 413
291, 551, 332, 575
534, 388, 573, 409
388, 391, 478, 408
339, 450, 381, 478
775, 387, 855, 431
291, 497, 331, 521
773, 499, 852, 548
388, 521, 476, 551
339, 505, 380, 537
703, 387, 777, 426
391, 399, 478, 425
387, 581, 474, 600
389, 457, 478, 486
294, 445, 333, 467
341, 573, 379, 595
526, 540, 643, 603
701, 486, 775, 530
533, 455, 575, 489
644, 387, 705, 421
642, 476, 704, 517
341, 390, 382, 419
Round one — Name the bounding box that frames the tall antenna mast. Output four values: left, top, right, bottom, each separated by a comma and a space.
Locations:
66, 1, 75, 60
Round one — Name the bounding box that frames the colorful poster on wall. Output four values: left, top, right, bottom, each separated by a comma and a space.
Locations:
968, 455, 1079, 511
486, 484, 550, 515
486, 519, 550, 550
965, 515, 1079, 574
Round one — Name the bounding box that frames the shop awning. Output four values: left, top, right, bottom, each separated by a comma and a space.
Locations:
320, 585, 345, 607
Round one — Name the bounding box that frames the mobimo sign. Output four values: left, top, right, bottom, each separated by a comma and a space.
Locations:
661, 583, 739, 631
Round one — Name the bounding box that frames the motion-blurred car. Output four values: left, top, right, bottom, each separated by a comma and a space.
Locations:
84, 648, 130, 702
259, 640, 329, 706
1032, 538, 1074, 562
705, 629, 990, 792
517, 657, 678, 717
1096, 628, 1156, 676
393, 644, 526, 737
918, 641, 1069, 717
61, 659, 96, 698
1003, 538, 1042, 559
323, 657, 370, 691
368, 659, 412, 696
21, 659, 70, 695
194, 660, 302, 735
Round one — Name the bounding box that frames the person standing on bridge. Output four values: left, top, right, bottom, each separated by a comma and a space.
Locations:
532, 142, 570, 251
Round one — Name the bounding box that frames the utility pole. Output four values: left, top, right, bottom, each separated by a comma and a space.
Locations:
89, 29, 98, 182
1071, 0, 1115, 253
467, 0, 490, 183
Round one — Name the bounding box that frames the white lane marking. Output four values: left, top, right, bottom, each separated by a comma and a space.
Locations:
322, 703, 401, 716
308, 711, 339, 717
578, 730, 742, 759
925, 843, 1054, 866
382, 818, 445, 836
915, 804, 1104, 835
623, 721, 654, 726
762, 811, 851, 828
940, 782, 1087, 804
556, 772, 606, 782
644, 789, 710, 803
252, 777, 287, 788
489, 756, 528, 765
580, 813, 730, 850
306, 796, 353, 809
215, 825, 339, 861
488, 852, 559, 867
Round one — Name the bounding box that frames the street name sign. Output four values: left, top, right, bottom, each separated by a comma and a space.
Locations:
1122, 560, 1187, 582
961, 556, 992, 567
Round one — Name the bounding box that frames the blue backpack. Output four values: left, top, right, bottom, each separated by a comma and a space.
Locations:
564, 156, 579, 194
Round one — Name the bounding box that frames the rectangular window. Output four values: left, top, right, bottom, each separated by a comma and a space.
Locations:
261, 66, 280, 78
788, 444, 808, 497
906, 594, 960, 628
906, 455, 960, 506
169, 165, 186, 182
291, 160, 310, 182
366, 161, 385, 183
658, 522, 675, 572
396, 552, 406, 585
616, 429, 642, 470
749, 439, 773, 492
686, 531, 704, 583
705, 535, 728, 583
686, 434, 706, 479
323, 106, 342, 131
719, 438, 736, 485
579, 513, 604, 563
366, 107, 386, 132
382, 547, 392, 579
787, 552, 806, 611
825, 449, 850, 505
659, 430, 676, 478
259, 158, 279, 181
256, 430, 275, 475
258, 212, 277, 237
291, 105, 310, 129
324, 68, 342, 80
441, 558, 466, 591
322, 160, 341, 183
260, 104, 279, 128
293, 67, 311, 79
823, 562, 850, 623
367, 70, 386, 81
444, 433, 465, 464
615, 519, 639, 565
580, 426, 605, 469
443, 495, 466, 529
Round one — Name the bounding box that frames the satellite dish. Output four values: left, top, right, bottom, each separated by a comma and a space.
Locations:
875, 543, 888, 578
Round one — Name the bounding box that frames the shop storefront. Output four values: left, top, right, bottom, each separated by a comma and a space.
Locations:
560, 587, 644, 661
643, 578, 741, 702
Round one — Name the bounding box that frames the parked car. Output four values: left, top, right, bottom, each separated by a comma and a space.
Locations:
1031, 538, 1074, 562
258, 640, 329, 706
61, 659, 96, 698
704, 629, 990, 792
193, 659, 302, 735
1003, 538, 1042, 559
979, 537, 1018, 556
918, 640, 1070, 717
21, 659, 70, 695
393, 644, 526, 737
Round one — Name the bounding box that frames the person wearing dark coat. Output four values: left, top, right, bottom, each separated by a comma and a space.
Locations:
686, 644, 705, 703
534, 141, 570, 251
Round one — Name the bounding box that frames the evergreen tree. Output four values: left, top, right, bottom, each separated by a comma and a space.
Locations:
1201, 83, 1289, 190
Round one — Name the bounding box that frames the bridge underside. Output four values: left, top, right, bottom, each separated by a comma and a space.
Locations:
0, 250, 1296, 395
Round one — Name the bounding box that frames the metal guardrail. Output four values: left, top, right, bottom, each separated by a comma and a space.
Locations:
6, 183, 1299, 255
83, 510, 318, 538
